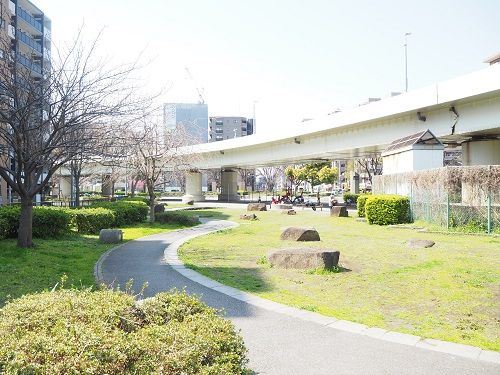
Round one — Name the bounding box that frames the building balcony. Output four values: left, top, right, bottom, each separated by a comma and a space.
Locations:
17, 7, 43, 34
16, 54, 42, 74
17, 30, 42, 54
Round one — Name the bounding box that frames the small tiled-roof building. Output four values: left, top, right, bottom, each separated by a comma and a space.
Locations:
382, 130, 444, 174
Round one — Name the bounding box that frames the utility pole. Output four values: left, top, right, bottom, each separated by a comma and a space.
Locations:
404, 32, 411, 92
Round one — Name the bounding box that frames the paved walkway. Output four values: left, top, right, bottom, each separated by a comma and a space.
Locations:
96, 220, 500, 375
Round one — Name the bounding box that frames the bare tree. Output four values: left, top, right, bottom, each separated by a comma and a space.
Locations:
0, 30, 148, 247
257, 166, 283, 192
206, 169, 221, 192
237, 168, 255, 191
128, 113, 192, 222
356, 154, 383, 185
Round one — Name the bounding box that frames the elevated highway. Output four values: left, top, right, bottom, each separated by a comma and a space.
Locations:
181, 65, 500, 201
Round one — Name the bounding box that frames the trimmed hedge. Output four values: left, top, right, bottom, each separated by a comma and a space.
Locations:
343, 192, 360, 205
356, 194, 372, 217
73, 208, 115, 234
365, 195, 411, 225
123, 196, 150, 205
0, 289, 247, 373
0, 206, 70, 239
155, 211, 200, 227
93, 201, 148, 226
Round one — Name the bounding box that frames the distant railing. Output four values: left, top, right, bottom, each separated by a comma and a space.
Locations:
17, 29, 42, 53
17, 7, 43, 32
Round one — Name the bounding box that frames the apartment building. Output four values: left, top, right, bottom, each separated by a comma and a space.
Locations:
209, 116, 254, 142
0, 0, 51, 204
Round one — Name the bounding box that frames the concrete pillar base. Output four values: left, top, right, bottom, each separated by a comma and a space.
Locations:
218, 169, 239, 202
181, 194, 205, 203
217, 194, 240, 202
184, 171, 204, 203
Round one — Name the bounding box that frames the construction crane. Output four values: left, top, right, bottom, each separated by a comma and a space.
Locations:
185, 67, 205, 104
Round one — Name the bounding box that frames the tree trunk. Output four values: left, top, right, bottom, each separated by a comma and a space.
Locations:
18, 197, 34, 248
74, 172, 81, 207
131, 180, 137, 197
147, 183, 155, 223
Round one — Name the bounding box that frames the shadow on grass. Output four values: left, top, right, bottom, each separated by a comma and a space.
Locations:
184, 264, 272, 294
171, 209, 231, 221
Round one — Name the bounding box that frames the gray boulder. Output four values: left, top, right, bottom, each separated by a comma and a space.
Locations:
273, 203, 293, 210
280, 227, 320, 241
99, 229, 123, 244
281, 209, 296, 215
330, 206, 348, 217
247, 203, 267, 211
407, 239, 435, 248
268, 248, 340, 269
240, 213, 258, 220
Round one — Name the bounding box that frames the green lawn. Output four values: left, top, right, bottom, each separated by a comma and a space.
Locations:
179, 209, 500, 351
0, 222, 190, 306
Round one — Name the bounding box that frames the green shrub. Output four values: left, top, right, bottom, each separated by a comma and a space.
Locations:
123, 196, 150, 205
343, 192, 359, 205
73, 208, 115, 234
0, 206, 70, 238
356, 194, 372, 217
93, 201, 148, 226
0, 289, 247, 374
0, 217, 8, 240
32, 207, 71, 238
0, 206, 20, 238
365, 195, 411, 225
155, 211, 200, 226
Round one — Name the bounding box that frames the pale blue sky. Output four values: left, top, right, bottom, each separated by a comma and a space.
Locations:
38, 0, 499, 131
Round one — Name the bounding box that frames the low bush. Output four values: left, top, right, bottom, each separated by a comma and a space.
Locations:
0, 206, 70, 238
343, 192, 359, 205
356, 194, 373, 217
155, 211, 200, 226
93, 201, 148, 226
0, 206, 20, 238
0, 289, 247, 374
123, 196, 150, 205
73, 208, 115, 234
32, 207, 71, 238
0, 216, 8, 240
365, 195, 411, 225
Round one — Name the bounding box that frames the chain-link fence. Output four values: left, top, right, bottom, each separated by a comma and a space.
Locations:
373, 166, 500, 233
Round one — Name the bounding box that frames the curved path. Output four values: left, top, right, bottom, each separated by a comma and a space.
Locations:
96, 220, 500, 375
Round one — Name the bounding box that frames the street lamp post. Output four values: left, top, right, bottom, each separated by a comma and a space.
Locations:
404, 32, 411, 92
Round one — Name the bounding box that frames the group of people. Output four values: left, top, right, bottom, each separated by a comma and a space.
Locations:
271, 189, 321, 210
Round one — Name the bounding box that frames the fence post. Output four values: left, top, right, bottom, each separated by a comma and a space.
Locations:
446, 193, 450, 230
487, 191, 492, 234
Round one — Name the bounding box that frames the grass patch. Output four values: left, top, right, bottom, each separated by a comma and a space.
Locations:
0, 221, 195, 307
179, 209, 500, 351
